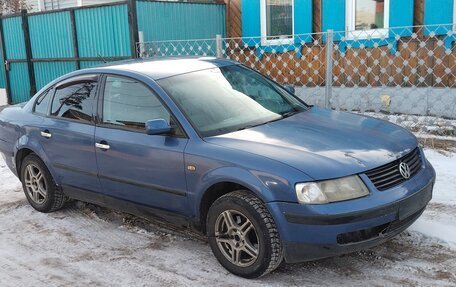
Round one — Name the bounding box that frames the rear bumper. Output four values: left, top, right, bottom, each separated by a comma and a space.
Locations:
267, 159, 435, 263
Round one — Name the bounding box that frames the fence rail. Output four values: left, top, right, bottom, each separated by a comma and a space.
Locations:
138, 24, 456, 122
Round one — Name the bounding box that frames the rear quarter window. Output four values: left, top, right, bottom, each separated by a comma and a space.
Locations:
33, 89, 52, 115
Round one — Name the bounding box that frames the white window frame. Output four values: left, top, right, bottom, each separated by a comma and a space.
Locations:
260, 0, 295, 46
345, 0, 390, 39
453, 0, 456, 31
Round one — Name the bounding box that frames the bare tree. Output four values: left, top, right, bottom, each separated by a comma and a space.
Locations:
0, 0, 30, 15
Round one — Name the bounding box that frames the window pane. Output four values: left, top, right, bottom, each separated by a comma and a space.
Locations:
355, 0, 385, 30
266, 0, 293, 38
50, 82, 96, 122
34, 89, 52, 115
103, 76, 170, 130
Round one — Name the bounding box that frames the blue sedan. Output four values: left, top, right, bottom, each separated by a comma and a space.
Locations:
0, 57, 435, 278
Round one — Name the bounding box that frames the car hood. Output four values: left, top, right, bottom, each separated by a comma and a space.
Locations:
205, 107, 418, 180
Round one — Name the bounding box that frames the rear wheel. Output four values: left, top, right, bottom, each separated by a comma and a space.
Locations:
207, 190, 283, 278
20, 154, 66, 213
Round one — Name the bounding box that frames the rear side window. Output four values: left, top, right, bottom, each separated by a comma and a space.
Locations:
50, 81, 97, 123
34, 89, 52, 115
102, 76, 170, 131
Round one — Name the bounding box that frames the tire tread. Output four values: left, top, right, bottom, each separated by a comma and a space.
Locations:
217, 190, 283, 277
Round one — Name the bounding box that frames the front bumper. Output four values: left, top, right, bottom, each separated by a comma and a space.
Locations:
267, 159, 436, 263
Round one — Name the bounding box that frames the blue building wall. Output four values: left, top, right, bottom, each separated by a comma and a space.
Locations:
423, 0, 454, 35
322, 0, 414, 39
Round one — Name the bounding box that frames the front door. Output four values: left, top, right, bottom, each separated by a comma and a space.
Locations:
95, 75, 189, 215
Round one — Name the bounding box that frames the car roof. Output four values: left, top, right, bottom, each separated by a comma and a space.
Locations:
86, 57, 239, 80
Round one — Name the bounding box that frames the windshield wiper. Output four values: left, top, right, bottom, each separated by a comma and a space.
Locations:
281, 111, 297, 118
235, 110, 300, 132
236, 124, 257, 132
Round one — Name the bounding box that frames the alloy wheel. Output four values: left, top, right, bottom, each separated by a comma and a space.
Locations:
214, 210, 259, 267
24, 164, 47, 205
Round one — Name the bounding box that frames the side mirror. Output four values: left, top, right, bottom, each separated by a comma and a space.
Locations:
145, 119, 173, 135
283, 84, 295, 94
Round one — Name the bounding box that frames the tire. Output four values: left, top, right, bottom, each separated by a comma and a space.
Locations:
20, 153, 66, 213
207, 190, 283, 278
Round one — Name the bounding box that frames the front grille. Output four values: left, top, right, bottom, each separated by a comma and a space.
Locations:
365, 148, 422, 191
336, 222, 390, 244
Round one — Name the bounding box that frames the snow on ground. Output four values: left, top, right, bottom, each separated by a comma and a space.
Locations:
408, 150, 456, 250
358, 112, 456, 138
0, 149, 455, 287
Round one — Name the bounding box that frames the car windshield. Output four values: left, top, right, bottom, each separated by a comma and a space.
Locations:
157, 64, 308, 137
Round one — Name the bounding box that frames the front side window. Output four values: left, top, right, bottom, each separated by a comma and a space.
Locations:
158, 65, 307, 137
34, 89, 52, 115
102, 76, 170, 131
50, 81, 97, 123
346, 0, 390, 39
260, 0, 294, 45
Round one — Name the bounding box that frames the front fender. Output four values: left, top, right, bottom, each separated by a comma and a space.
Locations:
185, 140, 313, 220
189, 165, 281, 226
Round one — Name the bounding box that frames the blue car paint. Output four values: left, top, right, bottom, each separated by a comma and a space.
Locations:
206, 106, 419, 180
0, 57, 435, 263
94, 126, 189, 214
39, 117, 101, 193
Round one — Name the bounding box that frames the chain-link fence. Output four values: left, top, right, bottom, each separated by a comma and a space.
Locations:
137, 24, 456, 137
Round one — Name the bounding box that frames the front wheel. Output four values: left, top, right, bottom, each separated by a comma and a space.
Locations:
207, 190, 283, 278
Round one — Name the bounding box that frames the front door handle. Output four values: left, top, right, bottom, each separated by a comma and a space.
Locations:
40, 130, 52, 138
95, 141, 110, 150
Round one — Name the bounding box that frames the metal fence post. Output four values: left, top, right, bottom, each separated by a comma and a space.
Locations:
324, 29, 334, 109
127, 0, 139, 58
21, 9, 36, 97
69, 9, 80, 70
216, 34, 223, 58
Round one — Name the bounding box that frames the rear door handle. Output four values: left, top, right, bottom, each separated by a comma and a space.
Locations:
95, 141, 110, 150
40, 130, 52, 138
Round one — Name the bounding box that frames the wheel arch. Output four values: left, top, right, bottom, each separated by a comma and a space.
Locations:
14, 137, 57, 184
15, 148, 35, 179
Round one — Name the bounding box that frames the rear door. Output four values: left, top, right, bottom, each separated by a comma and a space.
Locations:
94, 75, 189, 215
38, 75, 102, 197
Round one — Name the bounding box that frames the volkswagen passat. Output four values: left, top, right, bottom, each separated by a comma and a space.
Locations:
0, 58, 435, 278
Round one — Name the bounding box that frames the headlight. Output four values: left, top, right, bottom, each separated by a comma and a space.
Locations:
295, 175, 369, 204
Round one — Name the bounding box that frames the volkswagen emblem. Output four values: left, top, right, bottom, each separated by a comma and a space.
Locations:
399, 162, 411, 179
